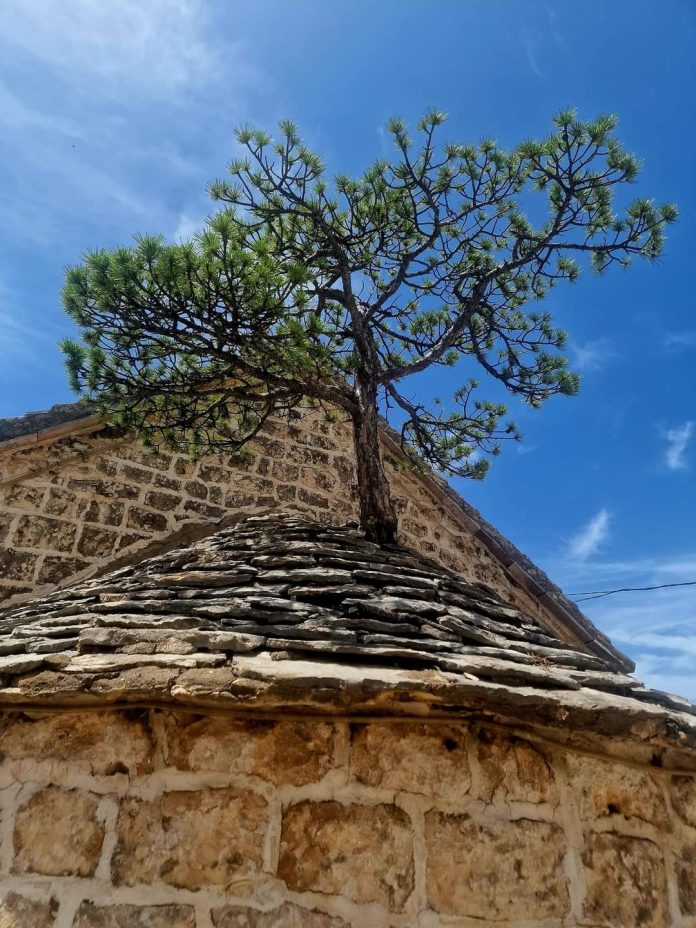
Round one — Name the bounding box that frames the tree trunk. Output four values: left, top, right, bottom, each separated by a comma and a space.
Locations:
351, 376, 398, 545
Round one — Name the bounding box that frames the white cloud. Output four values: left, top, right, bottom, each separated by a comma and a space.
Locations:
569, 338, 615, 373
566, 508, 610, 562
664, 421, 693, 471
1, 0, 218, 97
664, 331, 696, 350
173, 212, 208, 242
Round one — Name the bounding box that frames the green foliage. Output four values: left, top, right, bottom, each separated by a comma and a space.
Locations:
62, 109, 675, 479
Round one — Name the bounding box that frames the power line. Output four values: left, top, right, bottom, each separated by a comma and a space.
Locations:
570, 579, 696, 604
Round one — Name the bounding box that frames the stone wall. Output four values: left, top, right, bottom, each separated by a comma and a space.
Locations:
0, 410, 577, 646
0, 709, 693, 927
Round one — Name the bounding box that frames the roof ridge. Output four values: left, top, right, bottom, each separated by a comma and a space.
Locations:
0, 401, 632, 672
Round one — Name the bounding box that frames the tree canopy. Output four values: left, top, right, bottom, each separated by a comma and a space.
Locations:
62, 109, 676, 542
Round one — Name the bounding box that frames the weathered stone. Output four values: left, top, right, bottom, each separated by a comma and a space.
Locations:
38, 555, 90, 584
0, 709, 153, 775
13, 786, 104, 877
0, 548, 38, 581
101, 501, 125, 525
183, 479, 207, 500
44, 487, 77, 516
212, 903, 347, 927
77, 524, 118, 558
278, 801, 414, 911
126, 507, 168, 533
581, 833, 668, 927
164, 716, 335, 785
425, 812, 569, 920
351, 722, 470, 802
72, 903, 196, 928
676, 841, 696, 916
0, 892, 58, 928
112, 788, 268, 889
671, 775, 696, 828
144, 490, 180, 512
566, 753, 666, 826
67, 477, 139, 499
13, 515, 76, 553
475, 729, 557, 804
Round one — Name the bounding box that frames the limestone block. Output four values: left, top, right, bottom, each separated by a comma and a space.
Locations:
126, 508, 167, 533
13, 515, 77, 553
13, 786, 104, 877
112, 788, 268, 889
37, 555, 90, 585
72, 903, 196, 927
76, 525, 118, 558
0, 892, 58, 928
474, 729, 557, 804
278, 800, 414, 911
566, 754, 667, 827
676, 840, 696, 917
163, 716, 336, 785
581, 832, 668, 927
0, 710, 153, 775
0, 549, 38, 582
425, 811, 569, 920
671, 775, 696, 828
211, 903, 347, 927
350, 722, 470, 803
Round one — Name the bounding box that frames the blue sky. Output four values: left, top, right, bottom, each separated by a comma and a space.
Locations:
1, 0, 695, 696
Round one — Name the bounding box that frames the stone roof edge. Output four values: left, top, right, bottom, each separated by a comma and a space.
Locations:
0, 401, 633, 673
1, 656, 695, 768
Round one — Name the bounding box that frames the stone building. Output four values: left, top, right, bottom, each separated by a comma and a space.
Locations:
0, 402, 694, 927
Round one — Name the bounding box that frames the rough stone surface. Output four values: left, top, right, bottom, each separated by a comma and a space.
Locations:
72, 903, 196, 928
350, 722, 470, 802
0, 710, 153, 776
278, 800, 414, 911
671, 774, 696, 827
112, 788, 268, 890
13, 786, 104, 877
425, 812, 569, 920
475, 729, 557, 804
581, 832, 669, 927
566, 753, 667, 826
0, 893, 58, 928
211, 904, 347, 927
164, 716, 336, 785
676, 840, 696, 917
0, 706, 692, 926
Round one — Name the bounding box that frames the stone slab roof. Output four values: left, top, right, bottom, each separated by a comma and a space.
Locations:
0, 400, 632, 671
0, 514, 694, 757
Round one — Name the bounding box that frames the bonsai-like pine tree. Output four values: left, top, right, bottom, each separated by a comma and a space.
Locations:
61, 110, 676, 543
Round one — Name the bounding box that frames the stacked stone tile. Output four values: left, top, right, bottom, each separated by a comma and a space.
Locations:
0, 515, 693, 740
1, 514, 695, 925
0, 402, 628, 672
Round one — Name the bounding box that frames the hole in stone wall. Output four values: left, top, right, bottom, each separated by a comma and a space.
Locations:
443, 738, 458, 752
606, 802, 620, 815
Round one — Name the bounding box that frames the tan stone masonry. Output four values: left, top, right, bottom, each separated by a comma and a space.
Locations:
0, 408, 610, 660
0, 710, 694, 927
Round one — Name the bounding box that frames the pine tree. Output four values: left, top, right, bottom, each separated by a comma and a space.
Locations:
62, 110, 676, 543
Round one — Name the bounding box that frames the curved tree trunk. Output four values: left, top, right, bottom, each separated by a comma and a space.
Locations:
351, 374, 398, 545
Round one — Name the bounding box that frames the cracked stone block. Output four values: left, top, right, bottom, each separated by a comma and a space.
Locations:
112, 788, 268, 890
425, 811, 569, 920
566, 754, 667, 827
278, 800, 414, 912
350, 721, 471, 802
0, 710, 153, 776
0, 893, 57, 928
671, 775, 696, 828
581, 832, 668, 927
163, 716, 336, 785
211, 903, 348, 927
72, 903, 196, 928
475, 729, 557, 804
13, 786, 104, 877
